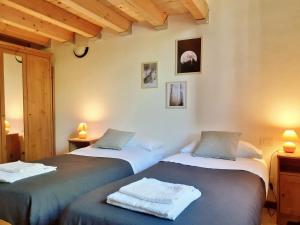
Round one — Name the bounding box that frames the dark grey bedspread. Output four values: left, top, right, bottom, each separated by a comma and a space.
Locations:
0, 154, 133, 225
60, 161, 266, 225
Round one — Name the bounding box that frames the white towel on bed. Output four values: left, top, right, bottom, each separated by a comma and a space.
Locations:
107, 179, 201, 220
0, 161, 46, 173
0, 165, 57, 183
119, 178, 197, 204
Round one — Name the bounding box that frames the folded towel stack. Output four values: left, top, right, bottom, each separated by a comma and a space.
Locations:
107, 178, 201, 220
0, 161, 57, 183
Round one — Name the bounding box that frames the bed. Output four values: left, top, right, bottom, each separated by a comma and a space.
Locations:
0, 145, 165, 225
60, 153, 268, 225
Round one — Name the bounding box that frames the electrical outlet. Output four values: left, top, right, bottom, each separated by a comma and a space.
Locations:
259, 137, 274, 146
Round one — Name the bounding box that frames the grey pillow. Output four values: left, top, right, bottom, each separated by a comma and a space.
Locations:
93, 129, 135, 150
193, 131, 241, 161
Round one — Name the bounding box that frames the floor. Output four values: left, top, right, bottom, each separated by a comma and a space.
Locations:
262, 208, 277, 225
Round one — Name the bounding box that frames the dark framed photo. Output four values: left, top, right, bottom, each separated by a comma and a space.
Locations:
166, 81, 187, 109
176, 37, 202, 75
141, 62, 158, 88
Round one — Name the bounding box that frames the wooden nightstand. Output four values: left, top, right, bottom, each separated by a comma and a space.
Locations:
68, 137, 99, 152
277, 151, 300, 225
0, 219, 12, 225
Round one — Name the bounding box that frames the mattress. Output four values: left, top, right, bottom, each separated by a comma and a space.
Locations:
60, 158, 266, 225
0, 154, 133, 225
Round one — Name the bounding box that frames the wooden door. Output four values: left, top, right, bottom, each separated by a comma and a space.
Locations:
25, 54, 53, 161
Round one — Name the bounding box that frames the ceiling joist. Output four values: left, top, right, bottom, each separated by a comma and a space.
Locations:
0, 21, 50, 47
0, 0, 209, 48
0, 3, 73, 42
56, 0, 132, 33
0, 0, 102, 38
180, 0, 209, 20
108, 0, 167, 27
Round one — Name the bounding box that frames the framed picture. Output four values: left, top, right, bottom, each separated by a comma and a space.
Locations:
141, 62, 158, 88
166, 81, 187, 109
176, 37, 202, 75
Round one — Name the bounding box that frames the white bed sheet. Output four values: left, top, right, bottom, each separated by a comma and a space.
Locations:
163, 153, 269, 193
70, 146, 165, 174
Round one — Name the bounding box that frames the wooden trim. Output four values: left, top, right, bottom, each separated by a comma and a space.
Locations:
180, 0, 209, 20
0, 50, 4, 162
58, 0, 131, 33
0, 22, 50, 47
0, 4, 74, 42
108, 0, 167, 27
1, 0, 102, 38
51, 64, 55, 156
0, 41, 51, 58
106, 0, 144, 22
22, 53, 27, 161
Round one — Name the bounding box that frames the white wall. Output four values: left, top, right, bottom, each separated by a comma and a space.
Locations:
3, 53, 24, 135
52, 0, 300, 161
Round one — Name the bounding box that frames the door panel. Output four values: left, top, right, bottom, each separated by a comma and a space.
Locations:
25, 54, 53, 161
280, 174, 300, 216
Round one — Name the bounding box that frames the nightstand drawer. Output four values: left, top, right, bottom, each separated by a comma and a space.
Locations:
280, 173, 300, 216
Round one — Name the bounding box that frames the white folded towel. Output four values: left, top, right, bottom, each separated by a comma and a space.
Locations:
107, 179, 201, 220
0, 165, 57, 183
0, 161, 46, 173
119, 178, 197, 204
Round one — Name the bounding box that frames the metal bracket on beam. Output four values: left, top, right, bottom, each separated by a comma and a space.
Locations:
154, 18, 168, 30
89, 32, 102, 42
119, 26, 132, 36
195, 12, 209, 24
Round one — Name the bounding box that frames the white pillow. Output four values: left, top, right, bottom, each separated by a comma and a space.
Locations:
237, 141, 263, 159
138, 137, 163, 151
180, 139, 262, 159
126, 136, 163, 151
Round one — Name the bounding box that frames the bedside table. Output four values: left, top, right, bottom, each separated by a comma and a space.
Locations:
277, 151, 300, 225
0, 220, 11, 225
68, 137, 99, 152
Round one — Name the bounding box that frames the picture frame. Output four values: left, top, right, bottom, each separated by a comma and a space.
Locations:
166, 81, 187, 109
141, 62, 158, 88
176, 37, 202, 75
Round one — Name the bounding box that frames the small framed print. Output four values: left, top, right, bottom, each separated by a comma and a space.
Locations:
141, 62, 158, 88
176, 37, 202, 75
166, 81, 187, 109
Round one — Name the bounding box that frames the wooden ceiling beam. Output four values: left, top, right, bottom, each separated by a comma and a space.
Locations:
0, 0, 102, 38
108, 0, 167, 27
57, 0, 131, 33
106, 0, 145, 22
0, 3, 73, 42
0, 21, 50, 47
180, 0, 209, 20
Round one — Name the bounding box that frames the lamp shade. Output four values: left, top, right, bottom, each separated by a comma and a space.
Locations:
77, 123, 88, 132
282, 129, 298, 142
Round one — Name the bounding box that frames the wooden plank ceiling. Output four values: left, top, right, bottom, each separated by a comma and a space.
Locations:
0, 0, 208, 48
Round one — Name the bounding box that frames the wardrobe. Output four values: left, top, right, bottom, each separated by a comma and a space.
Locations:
0, 41, 54, 163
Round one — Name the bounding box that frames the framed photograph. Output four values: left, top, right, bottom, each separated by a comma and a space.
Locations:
166, 81, 187, 109
141, 62, 158, 88
176, 37, 202, 75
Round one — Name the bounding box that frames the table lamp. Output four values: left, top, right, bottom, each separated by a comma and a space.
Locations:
4, 120, 10, 134
282, 129, 298, 153
77, 123, 88, 139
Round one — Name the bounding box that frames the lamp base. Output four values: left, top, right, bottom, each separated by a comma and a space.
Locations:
78, 131, 87, 139
283, 146, 296, 153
